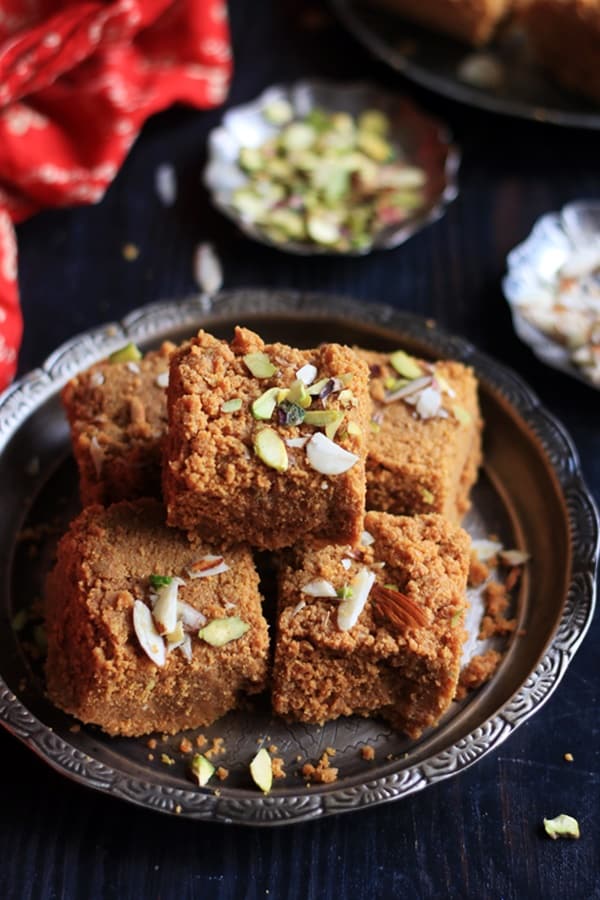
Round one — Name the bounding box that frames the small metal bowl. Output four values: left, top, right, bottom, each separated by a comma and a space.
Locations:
203, 79, 460, 256
503, 201, 600, 389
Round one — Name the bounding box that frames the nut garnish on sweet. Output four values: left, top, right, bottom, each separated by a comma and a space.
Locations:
371, 583, 428, 631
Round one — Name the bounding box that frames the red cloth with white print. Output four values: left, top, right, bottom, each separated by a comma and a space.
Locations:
0, 0, 232, 391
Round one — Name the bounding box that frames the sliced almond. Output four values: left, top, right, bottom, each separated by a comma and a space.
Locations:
249, 747, 273, 794
471, 539, 503, 561
180, 633, 193, 662
415, 386, 443, 419
166, 621, 185, 652
89, 436, 105, 477
177, 600, 207, 631
360, 530, 375, 546
186, 555, 230, 578
301, 578, 337, 597
198, 617, 250, 647
371, 583, 428, 631
285, 436, 309, 448
306, 432, 358, 475
499, 549, 530, 566
133, 600, 165, 666
337, 568, 376, 631
155, 371, 169, 389
384, 374, 433, 403
296, 363, 318, 386
152, 576, 185, 635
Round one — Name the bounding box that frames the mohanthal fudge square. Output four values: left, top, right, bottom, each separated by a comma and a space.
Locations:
272, 510, 470, 738
61, 342, 174, 506
163, 327, 371, 550
45, 498, 269, 737
358, 348, 482, 523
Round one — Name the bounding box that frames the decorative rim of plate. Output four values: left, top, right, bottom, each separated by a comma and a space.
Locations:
331, 0, 600, 130
503, 200, 600, 390
0, 291, 597, 826
203, 79, 460, 256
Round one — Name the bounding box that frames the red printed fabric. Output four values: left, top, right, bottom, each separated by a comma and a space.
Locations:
0, 0, 232, 391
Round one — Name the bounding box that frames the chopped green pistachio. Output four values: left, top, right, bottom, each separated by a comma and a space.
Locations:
263, 98, 294, 125
307, 377, 331, 396
356, 130, 392, 162
286, 378, 312, 409
325, 411, 345, 440
149, 574, 173, 589
251, 387, 280, 420
277, 387, 290, 403
243, 352, 277, 379
166, 621, 185, 644
370, 421, 381, 434
346, 421, 362, 436
304, 409, 342, 427
239, 146, 263, 172
543, 814, 580, 840
389, 350, 422, 379
221, 398, 243, 413
358, 109, 389, 135
280, 122, 316, 152
254, 427, 288, 471
452, 404, 472, 425
384, 583, 399, 591
109, 342, 142, 364
198, 616, 250, 647
250, 747, 273, 794
337, 585, 353, 600
339, 372, 354, 386
386, 377, 410, 393
11, 609, 28, 632
191, 753, 216, 787
450, 609, 463, 626
306, 214, 341, 245
277, 401, 306, 426
421, 488, 435, 504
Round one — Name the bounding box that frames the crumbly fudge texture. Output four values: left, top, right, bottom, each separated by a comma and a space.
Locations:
45, 499, 269, 736
163, 327, 370, 550
61, 343, 174, 506
519, 0, 600, 104
272, 511, 470, 738
358, 349, 482, 523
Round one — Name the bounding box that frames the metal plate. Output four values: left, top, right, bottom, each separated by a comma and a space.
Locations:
0, 291, 597, 826
332, 0, 600, 130
203, 79, 459, 255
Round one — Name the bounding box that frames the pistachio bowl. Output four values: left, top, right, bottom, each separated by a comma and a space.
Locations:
203, 79, 460, 255
503, 201, 600, 389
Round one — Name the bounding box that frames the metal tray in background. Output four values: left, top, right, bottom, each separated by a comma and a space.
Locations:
332, 0, 600, 130
0, 291, 597, 826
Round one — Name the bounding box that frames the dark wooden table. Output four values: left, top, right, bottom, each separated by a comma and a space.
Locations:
3, 2, 599, 897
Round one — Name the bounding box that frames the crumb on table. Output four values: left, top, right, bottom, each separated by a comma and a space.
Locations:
361, 745, 375, 761
301, 751, 339, 784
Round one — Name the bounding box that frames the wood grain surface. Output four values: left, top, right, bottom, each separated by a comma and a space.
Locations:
2, 1, 599, 897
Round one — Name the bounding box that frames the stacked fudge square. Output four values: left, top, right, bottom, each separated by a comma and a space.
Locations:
47, 325, 481, 741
